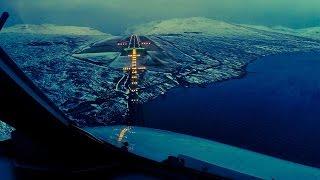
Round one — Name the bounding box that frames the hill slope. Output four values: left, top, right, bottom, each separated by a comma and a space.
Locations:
1, 24, 110, 36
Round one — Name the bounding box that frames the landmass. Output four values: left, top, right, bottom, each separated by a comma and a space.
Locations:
1, 17, 320, 127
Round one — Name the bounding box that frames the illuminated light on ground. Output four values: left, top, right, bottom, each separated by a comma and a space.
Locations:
117, 126, 131, 142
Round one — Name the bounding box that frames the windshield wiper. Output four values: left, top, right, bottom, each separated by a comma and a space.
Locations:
0, 12, 9, 31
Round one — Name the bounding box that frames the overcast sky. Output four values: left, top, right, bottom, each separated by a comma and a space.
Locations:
1, 0, 320, 34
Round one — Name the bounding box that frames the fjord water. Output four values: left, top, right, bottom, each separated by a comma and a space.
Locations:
143, 52, 320, 168
0, 157, 14, 180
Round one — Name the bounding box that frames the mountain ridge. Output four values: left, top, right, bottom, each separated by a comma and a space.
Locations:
127, 17, 320, 40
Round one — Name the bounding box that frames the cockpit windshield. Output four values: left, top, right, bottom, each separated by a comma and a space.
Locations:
1, 0, 320, 179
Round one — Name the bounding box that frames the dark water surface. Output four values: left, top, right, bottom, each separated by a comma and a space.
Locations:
0, 157, 14, 180
143, 52, 320, 168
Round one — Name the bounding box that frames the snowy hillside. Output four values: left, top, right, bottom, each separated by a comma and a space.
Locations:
0, 29, 118, 126
128, 17, 320, 40
127, 17, 264, 37
242, 25, 320, 40
1, 24, 110, 36
297, 27, 320, 40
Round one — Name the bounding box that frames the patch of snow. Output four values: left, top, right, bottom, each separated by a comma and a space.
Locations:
0, 121, 14, 141
72, 52, 120, 59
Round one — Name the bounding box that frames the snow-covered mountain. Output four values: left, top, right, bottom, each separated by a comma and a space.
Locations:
246, 25, 320, 40
1, 24, 110, 36
128, 17, 320, 40
127, 17, 261, 37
